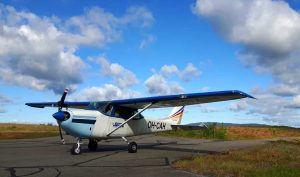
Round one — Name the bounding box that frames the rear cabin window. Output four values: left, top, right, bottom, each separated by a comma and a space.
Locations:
113, 106, 144, 120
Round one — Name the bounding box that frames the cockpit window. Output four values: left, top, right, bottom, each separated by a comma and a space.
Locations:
88, 102, 113, 116
88, 102, 144, 119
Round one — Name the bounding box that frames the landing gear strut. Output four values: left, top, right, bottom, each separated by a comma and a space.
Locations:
88, 139, 98, 151
71, 138, 82, 155
122, 136, 137, 153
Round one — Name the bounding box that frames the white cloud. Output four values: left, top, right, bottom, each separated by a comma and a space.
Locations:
200, 87, 210, 92
0, 108, 6, 113
95, 56, 138, 88
160, 65, 179, 76
0, 94, 11, 114
0, 4, 153, 94
139, 35, 156, 49
228, 100, 248, 112
193, 0, 300, 126
160, 63, 200, 81
144, 63, 200, 95
286, 95, 300, 108
180, 63, 201, 81
193, 0, 300, 85
0, 5, 84, 93
193, 0, 300, 56
200, 106, 223, 113
65, 6, 154, 47
70, 84, 141, 101
230, 89, 300, 127
144, 74, 184, 95
120, 6, 154, 28
0, 94, 12, 104
269, 84, 300, 97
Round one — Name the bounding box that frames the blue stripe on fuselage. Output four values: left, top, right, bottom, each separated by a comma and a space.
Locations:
72, 119, 96, 124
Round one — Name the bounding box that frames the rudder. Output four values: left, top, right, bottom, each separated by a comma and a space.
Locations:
167, 106, 184, 125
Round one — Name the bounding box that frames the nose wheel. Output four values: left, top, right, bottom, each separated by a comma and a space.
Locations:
122, 137, 137, 153
71, 138, 82, 155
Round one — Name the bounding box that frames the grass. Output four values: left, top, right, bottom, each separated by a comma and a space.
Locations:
173, 140, 300, 177
160, 125, 300, 140
160, 124, 228, 139
227, 126, 300, 140
0, 123, 59, 139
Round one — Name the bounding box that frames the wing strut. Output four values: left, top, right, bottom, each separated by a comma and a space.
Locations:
106, 102, 153, 136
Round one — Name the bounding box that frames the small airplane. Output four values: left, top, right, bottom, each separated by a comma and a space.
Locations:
26, 89, 254, 155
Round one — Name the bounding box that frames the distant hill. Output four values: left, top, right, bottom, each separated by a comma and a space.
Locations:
188, 122, 279, 127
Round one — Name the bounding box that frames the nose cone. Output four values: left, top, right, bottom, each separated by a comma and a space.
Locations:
52, 111, 65, 121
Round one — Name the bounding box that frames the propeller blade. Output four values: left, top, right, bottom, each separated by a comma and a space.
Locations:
58, 88, 69, 110
59, 124, 65, 144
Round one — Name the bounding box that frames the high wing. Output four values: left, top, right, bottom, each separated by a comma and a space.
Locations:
26, 90, 254, 110
111, 90, 254, 109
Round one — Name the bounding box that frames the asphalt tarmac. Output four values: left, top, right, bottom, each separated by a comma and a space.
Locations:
0, 135, 269, 177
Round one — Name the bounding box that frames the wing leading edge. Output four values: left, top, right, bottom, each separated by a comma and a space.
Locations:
111, 90, 254, 109
25, 102, 90, 109
26, 90, 254, 110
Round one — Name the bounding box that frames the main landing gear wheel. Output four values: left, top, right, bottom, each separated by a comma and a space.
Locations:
128, 141, 137, 153
71, 144, 81, 155
88, 139, 98, 151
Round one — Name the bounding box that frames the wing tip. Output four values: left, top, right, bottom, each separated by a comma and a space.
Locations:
25, 103, 45, 108
233, 90, 256, 99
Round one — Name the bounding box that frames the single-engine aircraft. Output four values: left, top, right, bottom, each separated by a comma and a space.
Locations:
26, 89, 254, 155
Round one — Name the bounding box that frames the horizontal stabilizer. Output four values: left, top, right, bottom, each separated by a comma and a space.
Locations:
171, 124, 208, 131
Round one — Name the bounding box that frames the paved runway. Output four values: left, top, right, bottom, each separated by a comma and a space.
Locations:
0, 135, 269, 177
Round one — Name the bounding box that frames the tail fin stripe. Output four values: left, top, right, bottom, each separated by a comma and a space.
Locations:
171, 107, 184, 117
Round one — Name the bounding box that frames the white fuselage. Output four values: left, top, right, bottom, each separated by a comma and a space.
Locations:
60, 109, 174, 140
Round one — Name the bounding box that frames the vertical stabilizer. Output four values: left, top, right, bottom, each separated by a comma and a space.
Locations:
166, 106, 184, 125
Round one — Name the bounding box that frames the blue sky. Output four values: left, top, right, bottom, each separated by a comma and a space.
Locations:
0, 0, 300, 127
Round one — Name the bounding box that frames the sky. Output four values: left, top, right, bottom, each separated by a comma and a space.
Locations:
0, 0, 300, 127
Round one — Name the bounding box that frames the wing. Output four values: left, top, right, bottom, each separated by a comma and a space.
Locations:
111, 90, 254, 109
25, 101, 90, 109
26, 90, 254, 109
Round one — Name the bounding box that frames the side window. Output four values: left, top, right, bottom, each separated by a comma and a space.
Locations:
104, 104, 113, 116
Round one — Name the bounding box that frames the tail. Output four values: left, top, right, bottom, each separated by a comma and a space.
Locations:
164, 106, 185, 125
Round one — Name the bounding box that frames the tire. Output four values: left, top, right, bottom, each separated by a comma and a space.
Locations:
128, 142, 137, 153
71, 144, 81, 155
88, 139, 98, 151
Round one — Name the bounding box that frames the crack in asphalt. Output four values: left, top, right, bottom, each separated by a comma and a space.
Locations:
3, 151, 120, 177
6, 167, 16, 177
54, 168, 61, 177
2, 150, 172, 177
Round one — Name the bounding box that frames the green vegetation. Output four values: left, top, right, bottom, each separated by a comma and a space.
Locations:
160, 124, 228, 140
160, 125, 300, 140
0, 123, 59, 139
173, 140, 300, 177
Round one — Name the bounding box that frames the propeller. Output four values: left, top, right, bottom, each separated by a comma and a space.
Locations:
53, 88, 69, 144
